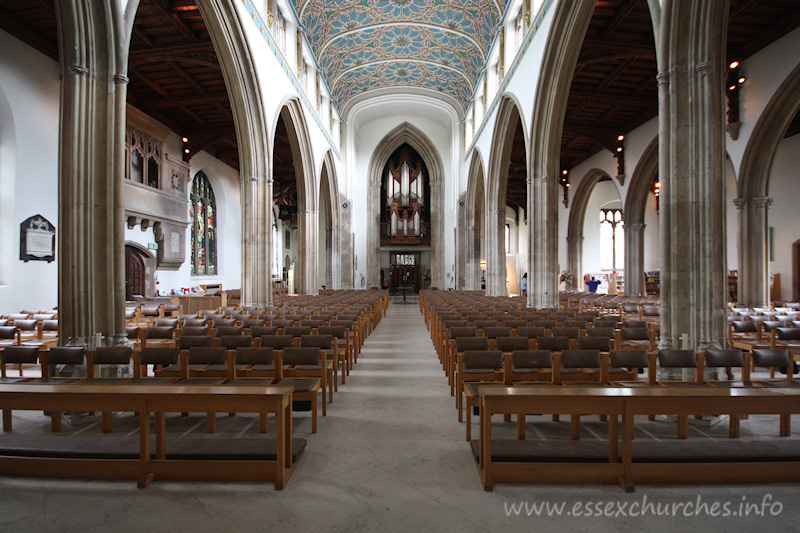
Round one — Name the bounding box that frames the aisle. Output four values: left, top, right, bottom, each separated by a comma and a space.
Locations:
280, 301, 500, 530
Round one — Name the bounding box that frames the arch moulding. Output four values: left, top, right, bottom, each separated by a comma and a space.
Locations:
366, 122, 446, 290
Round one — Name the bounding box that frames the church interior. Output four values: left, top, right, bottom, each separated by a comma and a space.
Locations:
0, 0, 800, 529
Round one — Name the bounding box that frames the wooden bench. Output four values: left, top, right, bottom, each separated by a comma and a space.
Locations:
0, 383, 300, 489
476, 385, 800, 492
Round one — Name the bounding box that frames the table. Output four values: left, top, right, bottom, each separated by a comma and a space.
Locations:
0, 383, 295, 489
478, 385, 800, 492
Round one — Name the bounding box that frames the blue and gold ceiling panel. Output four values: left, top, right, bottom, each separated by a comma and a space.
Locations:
297, 0, 504, 110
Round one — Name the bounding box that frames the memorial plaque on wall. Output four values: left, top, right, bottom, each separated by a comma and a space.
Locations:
20, 214, 55, 262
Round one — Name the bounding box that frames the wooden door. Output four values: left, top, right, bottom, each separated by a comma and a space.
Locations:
126, 246, 146, 300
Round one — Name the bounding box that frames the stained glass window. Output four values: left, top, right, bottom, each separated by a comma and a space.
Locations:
190, 172, 217, 275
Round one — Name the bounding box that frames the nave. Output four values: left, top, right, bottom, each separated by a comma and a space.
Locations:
1, 300, 798, 531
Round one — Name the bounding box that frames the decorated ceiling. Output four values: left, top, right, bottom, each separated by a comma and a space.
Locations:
296, 1, 505, 111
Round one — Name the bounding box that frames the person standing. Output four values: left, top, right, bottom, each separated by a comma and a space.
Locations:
521, 273, 527, 297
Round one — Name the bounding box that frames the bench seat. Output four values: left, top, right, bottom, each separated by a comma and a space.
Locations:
470, 438, 800, 464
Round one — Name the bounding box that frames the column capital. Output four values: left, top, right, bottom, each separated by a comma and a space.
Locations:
625, 222, 646, 232
70, 64, 89, 76
694, 62, 712, 77
753, 196, 773, 209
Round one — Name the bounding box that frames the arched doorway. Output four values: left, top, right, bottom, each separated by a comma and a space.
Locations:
623, 136, 659, 297
124, 243, 156, 300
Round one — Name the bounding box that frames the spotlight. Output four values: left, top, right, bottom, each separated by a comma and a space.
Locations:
738, 77, 746, 84
617, 135, 624, 141
729, 61, 739, 69
182, 137, 188, 143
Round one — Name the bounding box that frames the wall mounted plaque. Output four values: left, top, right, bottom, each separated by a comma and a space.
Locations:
20, 214, 55, 262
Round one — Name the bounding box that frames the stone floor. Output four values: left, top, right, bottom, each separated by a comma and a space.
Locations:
1, 300, 799, 532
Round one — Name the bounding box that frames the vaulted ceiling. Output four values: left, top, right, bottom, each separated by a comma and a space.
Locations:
297, 0, 504, 110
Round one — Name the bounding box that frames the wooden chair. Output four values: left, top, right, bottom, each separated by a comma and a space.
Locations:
458, 349, 505, 440
300, 334, 337, 399
654, 349, 704, 439
751, 349, 795, 436
0, 346, 40, 430
85, 347, 134, 431
140, 326, 176, 348
603, 349, 651, 384
700, 349, 752, 437
275, 346, 324, 432
218, 335, 253, 350
451, 336, 489, 397
506, 349, 552, 384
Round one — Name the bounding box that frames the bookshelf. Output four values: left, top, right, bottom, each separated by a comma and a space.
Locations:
728, 271, 738, 303
645, 271, 660, 295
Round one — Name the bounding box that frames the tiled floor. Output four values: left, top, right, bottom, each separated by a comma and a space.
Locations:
1, 301, 799, 532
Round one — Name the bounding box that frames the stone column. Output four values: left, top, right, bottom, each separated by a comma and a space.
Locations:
430, 180, 445, 289
530, 174, 558, 308
485, 208, 506, 295
464, 225, 481, 290
56, 1, 132, 347
736, 196, 772, 307
456, 196, 466, 289
367, 182, 381, 289
623, 222, 646, 296
297, 208, 318, 294
241, 174, 271, 307
339, 195, 354, 288
656, 1, 729, 351
565, 232, 583, 292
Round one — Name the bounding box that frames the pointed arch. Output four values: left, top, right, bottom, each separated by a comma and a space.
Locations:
737, 62, 800, 306
566, 169, 615, 287
623, 135, 659, 296
366, 122, 445, 289
195, 0, 272, 306
464, 150, 486, 290
273, 97, 317, 293
319, 150, 342, 289
486, 96, 527, 296
528, 0, 596, 307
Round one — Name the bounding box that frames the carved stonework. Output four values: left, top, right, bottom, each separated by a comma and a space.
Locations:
171, 170, 183, 191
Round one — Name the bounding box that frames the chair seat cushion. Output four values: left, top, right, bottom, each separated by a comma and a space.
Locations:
292, 364, 322, 371
79, 378, 129, 384
226, 378, 274, 385
275, 378, 319, 392
125, 377, 176, 385
248, 364, 275, 372
756, 380, 800, 388
177, 378, 226, 385
30, 378, 83, 384
462, 368, 501, 374
561, 368, 600, 374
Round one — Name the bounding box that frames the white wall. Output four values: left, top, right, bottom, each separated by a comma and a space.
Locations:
767, 133, 800, 302
0, 30, 60, 314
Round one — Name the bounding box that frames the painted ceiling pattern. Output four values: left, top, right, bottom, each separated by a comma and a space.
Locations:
297, 0, 504, 109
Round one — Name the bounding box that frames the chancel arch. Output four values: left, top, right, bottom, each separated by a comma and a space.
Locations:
366, 122, 445, 291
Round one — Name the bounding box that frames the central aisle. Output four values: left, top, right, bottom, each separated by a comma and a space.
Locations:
272, 300, 544, 530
